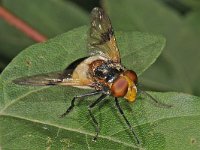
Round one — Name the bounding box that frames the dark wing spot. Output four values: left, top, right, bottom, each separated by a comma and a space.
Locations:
100, 28, 114, 44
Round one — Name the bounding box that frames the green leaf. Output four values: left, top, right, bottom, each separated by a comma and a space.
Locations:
1, 91, 200, 150
180, 0, 200, 10
0, 26, 167, 149
103, 0, 182, 33
103, 0, 200, 96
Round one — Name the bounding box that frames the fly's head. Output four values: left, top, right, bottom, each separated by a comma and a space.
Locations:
111, 70, 138, 102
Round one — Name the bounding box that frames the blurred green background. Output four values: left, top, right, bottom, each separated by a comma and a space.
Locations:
0, 0, 200, 96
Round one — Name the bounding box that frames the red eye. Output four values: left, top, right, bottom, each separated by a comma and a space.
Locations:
123, 70, 138, 84
111, 76, 128, 97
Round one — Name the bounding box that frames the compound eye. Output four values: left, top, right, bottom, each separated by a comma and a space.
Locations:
111, 76, 128, 97
123, 70, 138, 84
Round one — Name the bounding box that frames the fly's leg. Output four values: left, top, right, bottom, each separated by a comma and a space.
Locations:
136, 83, 172, 108
88, 94, 107, 141
60, 91, 101, 118
115, 97, 141, 145
140, 90, 172, 108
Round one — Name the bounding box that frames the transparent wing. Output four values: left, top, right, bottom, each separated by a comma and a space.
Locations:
88, 7, 120, 63
13, 69, 93, 87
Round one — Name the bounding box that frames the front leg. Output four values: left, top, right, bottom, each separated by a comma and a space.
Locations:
139, 90, 172, 108
60, 91, 101, 118
115, 98, 140, 144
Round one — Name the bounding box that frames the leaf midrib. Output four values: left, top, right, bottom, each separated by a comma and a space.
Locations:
0, 113, 140, 149
1, 112, 199, 149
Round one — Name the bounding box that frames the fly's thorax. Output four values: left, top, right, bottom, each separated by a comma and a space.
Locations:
90, 60, 124, 83
89, 59, 105, 74
111, 70, 138, 102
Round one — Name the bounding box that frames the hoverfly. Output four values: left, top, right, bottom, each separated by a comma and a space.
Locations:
14, 7, 171, 145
